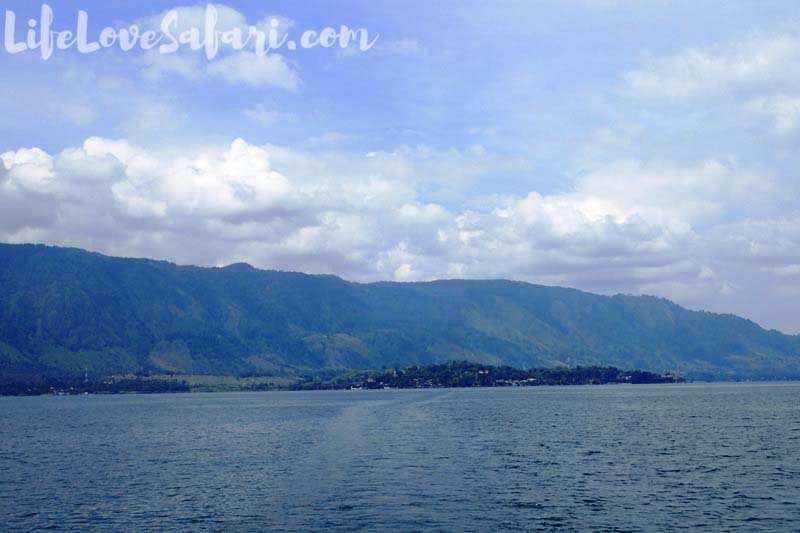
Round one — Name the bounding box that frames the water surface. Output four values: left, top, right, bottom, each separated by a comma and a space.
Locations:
2, 383, 799, 531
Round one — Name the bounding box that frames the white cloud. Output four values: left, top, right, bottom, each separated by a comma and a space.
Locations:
139, 4, 300, 90
624, 31, 800, 101
145, 4, 251, 34
570, 158, 774, 226
123, 99, 187, 136
62, 104, 98, 126
745, 94, 800, 136
141, 52, 202, 81
207, 52, 300, 90
143, 46, 299, 91
0, 147, 54, 194
0, 136, 783, 313
243, 104, 295, 125
307, 132, 358, 146
115, 138, 294, 217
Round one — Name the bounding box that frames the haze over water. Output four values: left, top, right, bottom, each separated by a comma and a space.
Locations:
2, 383, 799, 531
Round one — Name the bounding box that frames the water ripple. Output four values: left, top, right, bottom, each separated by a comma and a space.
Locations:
1, 383, 800, 531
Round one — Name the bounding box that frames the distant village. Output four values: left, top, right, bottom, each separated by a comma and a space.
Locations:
293, 361, 684, 391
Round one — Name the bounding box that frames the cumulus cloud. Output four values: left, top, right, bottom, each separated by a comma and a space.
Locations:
570, 159, 774, 226
2, 135, 793, 329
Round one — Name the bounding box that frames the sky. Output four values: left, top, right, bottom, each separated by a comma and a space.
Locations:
1, 1, 800, 333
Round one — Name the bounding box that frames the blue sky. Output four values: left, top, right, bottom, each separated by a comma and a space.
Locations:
2, 1, 800, 332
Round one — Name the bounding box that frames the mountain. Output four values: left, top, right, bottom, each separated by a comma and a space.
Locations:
1, 243, 798, 381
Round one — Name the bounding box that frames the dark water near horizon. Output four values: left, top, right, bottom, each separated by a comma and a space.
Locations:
2, 383, 800, 532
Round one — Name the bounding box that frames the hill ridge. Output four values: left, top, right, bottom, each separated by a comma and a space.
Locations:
1, 242, 798, 381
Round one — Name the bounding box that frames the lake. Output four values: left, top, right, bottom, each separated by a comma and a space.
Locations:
2, 383, 799, 531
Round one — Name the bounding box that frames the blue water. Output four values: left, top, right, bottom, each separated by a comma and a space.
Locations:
2, 383, 800, 531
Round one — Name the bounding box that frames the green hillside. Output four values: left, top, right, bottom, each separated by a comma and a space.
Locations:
1, 243, 798, 381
